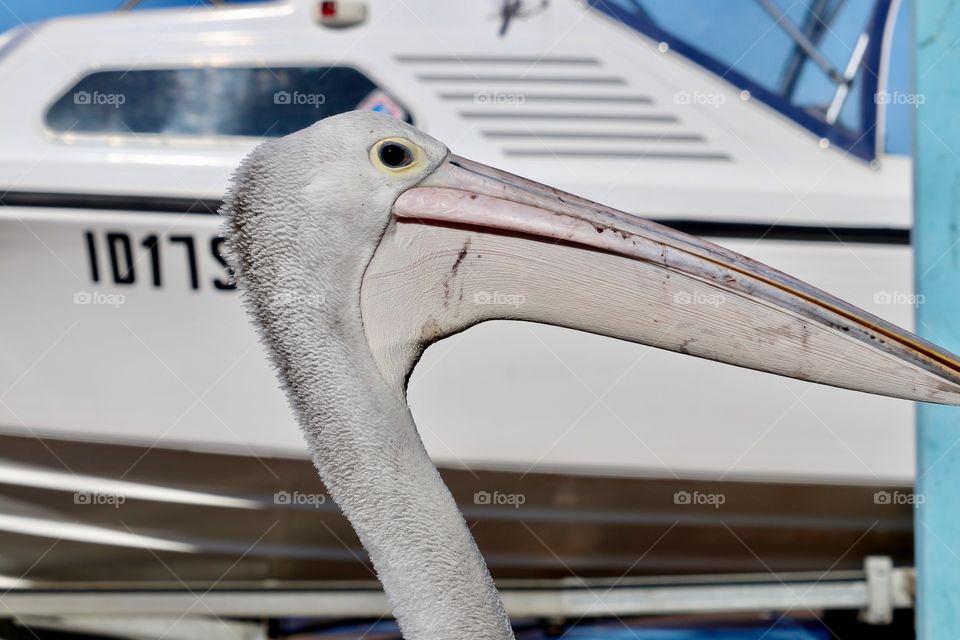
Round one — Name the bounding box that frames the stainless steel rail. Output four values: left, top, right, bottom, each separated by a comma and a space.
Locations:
0, 557, 910, 624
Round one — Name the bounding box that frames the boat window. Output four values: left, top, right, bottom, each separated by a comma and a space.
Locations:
589, 0, 894, 161
45, 66, 412, 139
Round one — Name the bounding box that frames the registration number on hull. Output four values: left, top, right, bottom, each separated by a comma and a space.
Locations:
83, 230, 235, 291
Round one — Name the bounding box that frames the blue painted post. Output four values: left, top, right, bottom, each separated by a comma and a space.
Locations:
914, 0, 960, 635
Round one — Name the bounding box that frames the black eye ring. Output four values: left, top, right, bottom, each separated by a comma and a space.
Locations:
378, 141, 414, 169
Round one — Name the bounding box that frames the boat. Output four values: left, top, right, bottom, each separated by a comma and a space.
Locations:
0, 0, 918, 623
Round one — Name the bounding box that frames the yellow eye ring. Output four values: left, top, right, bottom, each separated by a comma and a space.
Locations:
370, 137, 425, 176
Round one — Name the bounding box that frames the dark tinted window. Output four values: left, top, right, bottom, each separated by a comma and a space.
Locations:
46, 66, 412, 138
591, 0, 892, 161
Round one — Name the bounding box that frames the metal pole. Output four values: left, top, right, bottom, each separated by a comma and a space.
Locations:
914, 0, 960, 636
0, 563, 912, 619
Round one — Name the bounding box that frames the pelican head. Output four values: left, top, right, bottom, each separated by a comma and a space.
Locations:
222, 111, 960, 640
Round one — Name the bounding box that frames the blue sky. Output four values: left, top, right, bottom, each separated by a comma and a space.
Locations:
0, 0, 914, 155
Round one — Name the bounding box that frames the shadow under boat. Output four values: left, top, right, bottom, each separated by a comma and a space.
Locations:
0, 432, 912, 586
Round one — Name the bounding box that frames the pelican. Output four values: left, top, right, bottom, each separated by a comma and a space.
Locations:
221, 111, 960, 640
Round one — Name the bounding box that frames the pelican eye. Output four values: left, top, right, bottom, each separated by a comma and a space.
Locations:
378, 142, 413, 169
370, 137, 424, 175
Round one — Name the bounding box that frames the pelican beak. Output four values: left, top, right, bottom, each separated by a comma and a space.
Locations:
362, 153, 960, 405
